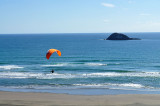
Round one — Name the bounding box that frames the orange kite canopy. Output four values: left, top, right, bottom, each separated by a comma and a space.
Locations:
46, 49, 61, 60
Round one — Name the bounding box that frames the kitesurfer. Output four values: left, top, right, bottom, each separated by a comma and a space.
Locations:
51, 69, 54, 73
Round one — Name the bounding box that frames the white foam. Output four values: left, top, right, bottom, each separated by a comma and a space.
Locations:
1, 71, 160, 79
84, 72, 121, 77
39, 73, 76, 79
74, 84, 106, 87
41, 63, 67, 67
73, 83, 144, 89
85, 63, 107, 66
0, 72, 41, 78
0, 65, 24, 70
84, 72, 160, 77
111, 83, 144, 88
41, 62, 107, 67
0, 72, 76, 79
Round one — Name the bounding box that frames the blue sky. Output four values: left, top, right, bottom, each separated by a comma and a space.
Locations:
0, 0, 160, 34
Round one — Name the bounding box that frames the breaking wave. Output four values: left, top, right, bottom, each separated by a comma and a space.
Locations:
0, 65, 24, 70
73, 83, 144, 89
41, 62, 107, 67
84, 63, 107, 66
0, 83, 151, 91
1, 71, 160, 79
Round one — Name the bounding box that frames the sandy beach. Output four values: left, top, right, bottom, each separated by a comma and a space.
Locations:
0, 91, 160, 106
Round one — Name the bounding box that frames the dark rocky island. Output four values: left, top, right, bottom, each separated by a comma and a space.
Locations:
106, 33, 140, 40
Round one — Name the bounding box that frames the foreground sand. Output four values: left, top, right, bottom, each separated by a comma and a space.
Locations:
1, 91, 160, 106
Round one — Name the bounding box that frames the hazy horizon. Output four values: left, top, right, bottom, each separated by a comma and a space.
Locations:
1, 32, 160, 35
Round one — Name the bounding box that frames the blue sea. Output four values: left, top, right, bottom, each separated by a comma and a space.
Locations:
1, 33, 160, 95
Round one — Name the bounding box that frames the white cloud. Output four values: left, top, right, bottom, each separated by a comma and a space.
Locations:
139, 13, 151, 16
101, 3, 115, 8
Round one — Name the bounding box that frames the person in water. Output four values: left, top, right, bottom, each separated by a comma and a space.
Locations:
51, 69, 54, 73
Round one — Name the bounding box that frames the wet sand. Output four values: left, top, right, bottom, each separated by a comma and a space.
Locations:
0, 91, 160, 106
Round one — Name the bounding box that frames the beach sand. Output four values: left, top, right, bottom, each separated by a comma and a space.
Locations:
0, 91, 160, 106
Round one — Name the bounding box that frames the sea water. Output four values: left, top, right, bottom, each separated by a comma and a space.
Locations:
0, 33, 160, 95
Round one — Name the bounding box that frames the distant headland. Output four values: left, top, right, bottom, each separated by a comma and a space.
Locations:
106, 33, 141, 40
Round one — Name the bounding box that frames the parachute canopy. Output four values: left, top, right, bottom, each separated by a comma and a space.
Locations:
46, 49, 61, 60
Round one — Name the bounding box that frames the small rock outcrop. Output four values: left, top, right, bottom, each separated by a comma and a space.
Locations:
106, 33, 140, 40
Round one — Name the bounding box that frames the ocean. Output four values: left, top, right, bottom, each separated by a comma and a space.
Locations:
0, 33, 160, 95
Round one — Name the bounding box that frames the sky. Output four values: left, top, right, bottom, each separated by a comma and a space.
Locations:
0, 0, 160, 34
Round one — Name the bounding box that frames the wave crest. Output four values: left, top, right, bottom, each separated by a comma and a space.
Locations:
0, 65, 24, 70
1, 71, 160, 79
73, 83, 144, 88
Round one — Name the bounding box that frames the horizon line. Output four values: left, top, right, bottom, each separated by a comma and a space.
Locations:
0, 32, 160, 35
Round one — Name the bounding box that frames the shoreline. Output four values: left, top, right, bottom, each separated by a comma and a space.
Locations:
1, 87, 160, 95
1, 91, 160, 106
